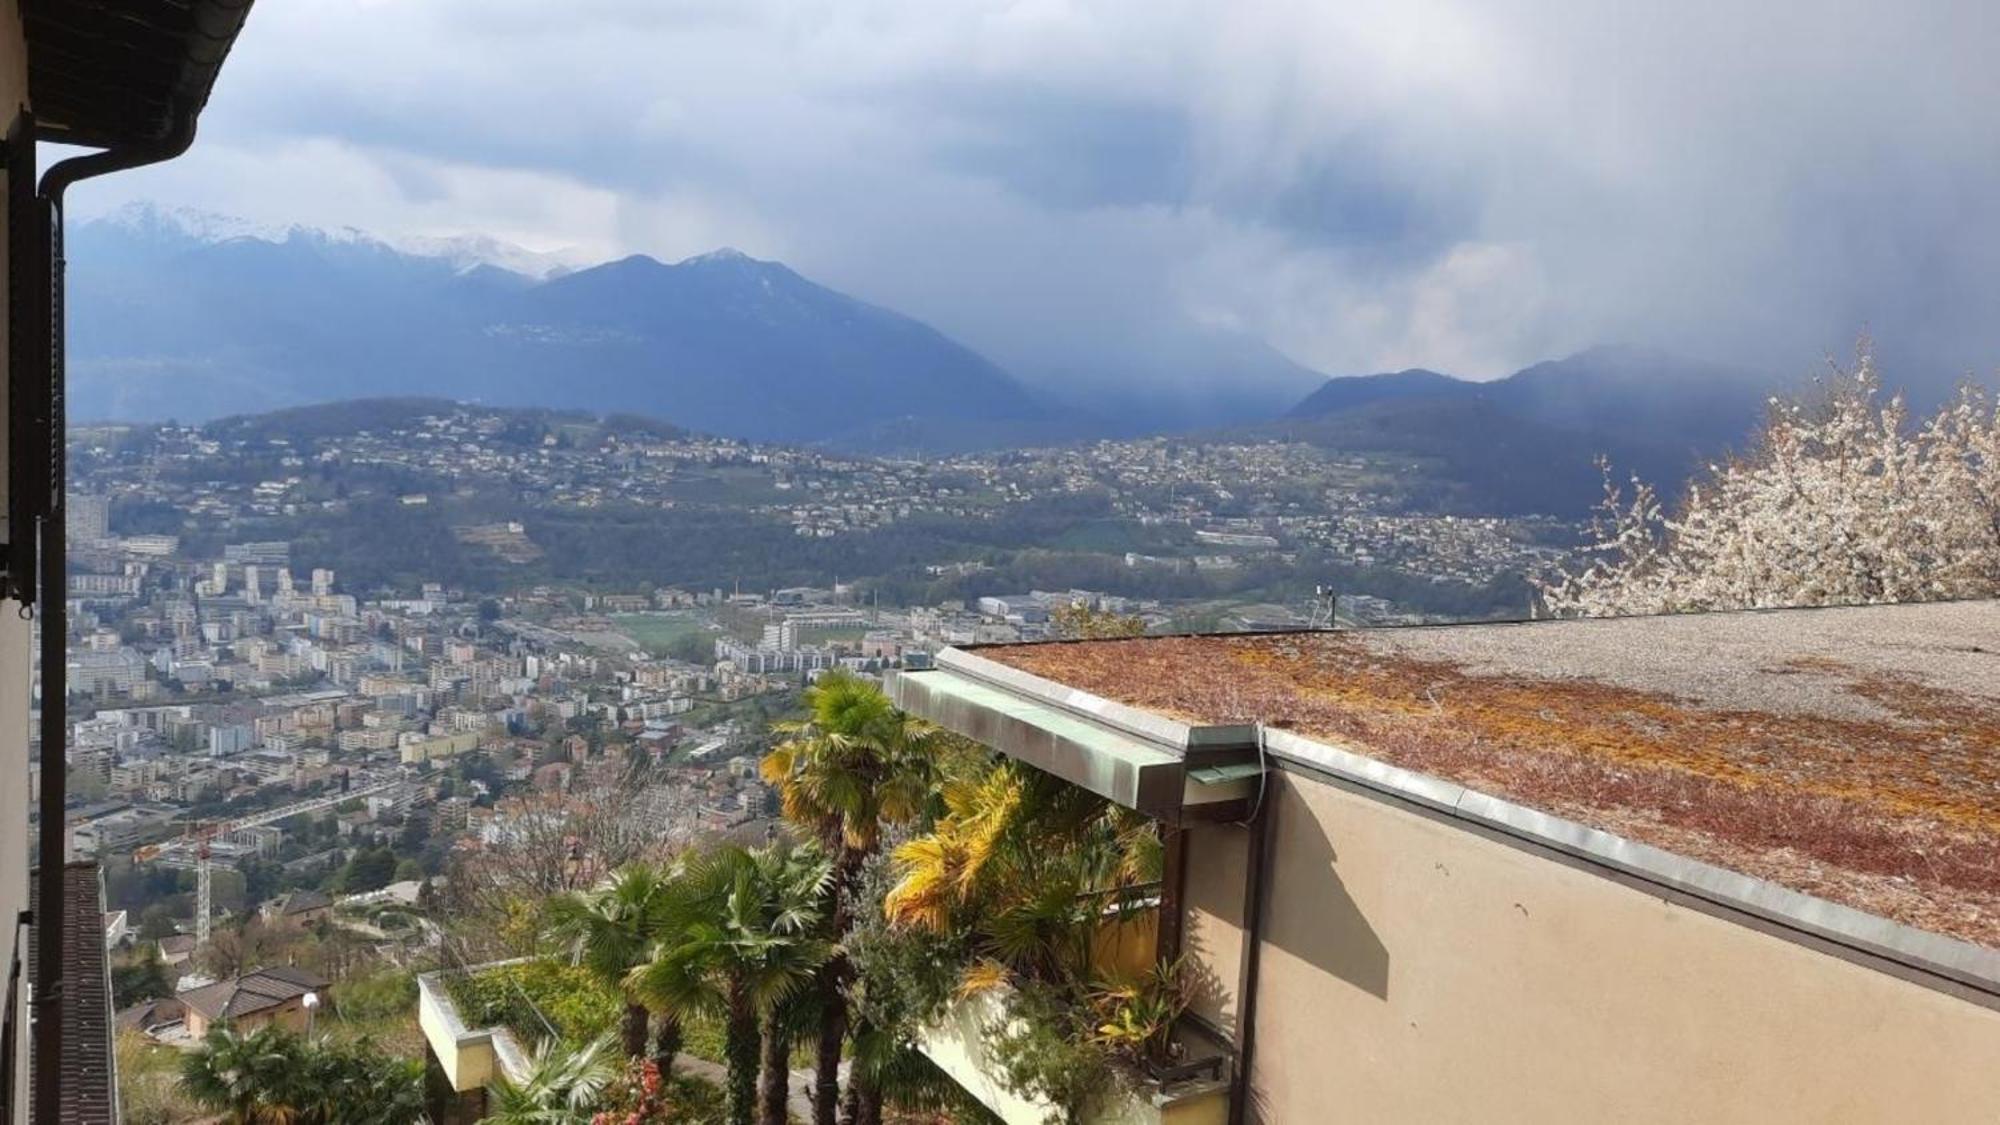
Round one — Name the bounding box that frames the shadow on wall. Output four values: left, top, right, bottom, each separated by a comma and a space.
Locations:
1180, 928, 1233, 1032
1262, 774, 1390, 1001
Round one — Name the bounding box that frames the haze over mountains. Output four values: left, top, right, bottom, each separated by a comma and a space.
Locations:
68, 205, 1810, 510
1263, 347, 1777, 514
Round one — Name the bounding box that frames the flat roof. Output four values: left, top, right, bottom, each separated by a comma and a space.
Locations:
981, 600, 2000, 954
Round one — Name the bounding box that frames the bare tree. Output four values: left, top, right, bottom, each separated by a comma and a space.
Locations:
439, 771, 668, 961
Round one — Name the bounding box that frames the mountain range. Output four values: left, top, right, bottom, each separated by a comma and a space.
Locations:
67, 205, 1807, 511
1260, 347, 1778, 513
67, 207, 1051, 448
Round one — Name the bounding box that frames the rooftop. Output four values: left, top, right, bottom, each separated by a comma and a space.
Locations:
981, 600, 2000, 951
180, 964, 328, 1022
276, 888, 333, 914
28, 862, 114, 1125
25, 0, 255, 149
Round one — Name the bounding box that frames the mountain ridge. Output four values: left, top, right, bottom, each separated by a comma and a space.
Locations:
1267, 345, 1783, 514
65, 208, 1049, 450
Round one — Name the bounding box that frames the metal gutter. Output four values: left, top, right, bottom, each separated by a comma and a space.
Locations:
1225, 787, 1273, 1125
892, 650, 1262, 822
939, 647, 1259, 761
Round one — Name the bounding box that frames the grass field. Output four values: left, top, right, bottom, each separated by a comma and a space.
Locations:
612, 612, 716, 656
663, 466, 791, 506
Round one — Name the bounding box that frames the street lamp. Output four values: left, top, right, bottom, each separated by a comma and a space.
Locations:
302, 991, 320, 1037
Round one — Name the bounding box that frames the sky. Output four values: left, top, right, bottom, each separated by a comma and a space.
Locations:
67, 0, 2000, 399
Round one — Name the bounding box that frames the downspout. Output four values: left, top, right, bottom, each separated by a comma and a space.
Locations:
1226, 727, 1276, 1125
30, 104, 198, 1125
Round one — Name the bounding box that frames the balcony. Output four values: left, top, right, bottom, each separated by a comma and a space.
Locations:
415, 961, 533, 1121
883, 647, 1266, 1124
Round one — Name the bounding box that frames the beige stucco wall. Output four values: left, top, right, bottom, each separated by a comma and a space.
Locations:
1179, 821, 1248, 1037
186, 997, 312, 1041
1233, 768, 2000, 1123
418, 975, 497, 1093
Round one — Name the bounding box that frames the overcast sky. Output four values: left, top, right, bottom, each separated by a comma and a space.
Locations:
68, 0, 2000, 395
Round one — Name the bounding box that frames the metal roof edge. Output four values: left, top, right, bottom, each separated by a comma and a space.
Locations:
934, 646, 1259, 754
888, 666, 1188, 819
1258, 726, 2000, 1002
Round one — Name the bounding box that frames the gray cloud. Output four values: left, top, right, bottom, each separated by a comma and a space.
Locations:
68, 0, 2000, 401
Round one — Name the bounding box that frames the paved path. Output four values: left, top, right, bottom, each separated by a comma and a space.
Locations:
671, 1055, 824, 1122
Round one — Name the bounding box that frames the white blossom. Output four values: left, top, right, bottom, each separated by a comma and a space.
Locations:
1540, 346, 2000, 617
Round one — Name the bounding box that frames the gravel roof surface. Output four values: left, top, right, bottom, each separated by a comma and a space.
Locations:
985, 601, 2000, 949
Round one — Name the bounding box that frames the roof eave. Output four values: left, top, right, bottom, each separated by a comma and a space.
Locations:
24, 0, 255, 150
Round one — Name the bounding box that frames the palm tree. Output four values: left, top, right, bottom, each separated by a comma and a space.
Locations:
180, 1027, 425, 1125
629, 843, 833, 1125
485, 1034, 619, 1125
180, 1026, 305, 1124
885, 759, 1160, 984
302, 1036, 428, 1125
547, 861, 688, 1064
763, 671, 942, 1124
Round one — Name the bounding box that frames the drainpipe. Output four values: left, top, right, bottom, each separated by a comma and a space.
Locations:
1226, 729, 1276, 1125
31, 103, 198, 1125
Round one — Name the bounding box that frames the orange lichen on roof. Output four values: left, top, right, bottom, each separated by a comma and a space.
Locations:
988, 625, 2000, 949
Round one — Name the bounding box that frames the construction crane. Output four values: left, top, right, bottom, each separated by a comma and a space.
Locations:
134, 777, 402, 947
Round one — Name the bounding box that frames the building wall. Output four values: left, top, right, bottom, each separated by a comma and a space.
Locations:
0, 5, 30, 1120
1179, 821, 1248, 1037
1233, 768, 2000, 1123
186, 998, 311, 1041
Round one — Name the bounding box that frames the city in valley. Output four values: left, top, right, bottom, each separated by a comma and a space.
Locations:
64, 400, 1571, 1033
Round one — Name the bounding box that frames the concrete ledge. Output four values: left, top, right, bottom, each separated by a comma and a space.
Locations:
918, 987, 1230, 1125
417, 962, 533, 1092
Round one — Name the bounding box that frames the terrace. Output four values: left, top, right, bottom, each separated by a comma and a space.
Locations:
980, 600, 2000, 957
889, 600, 2000, 1121
415, 962, 535, 1120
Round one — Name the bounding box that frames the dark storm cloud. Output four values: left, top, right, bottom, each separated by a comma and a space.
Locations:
74, 0, 2000, 398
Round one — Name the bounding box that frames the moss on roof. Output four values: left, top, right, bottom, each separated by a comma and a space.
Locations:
986, 603, 2000, 949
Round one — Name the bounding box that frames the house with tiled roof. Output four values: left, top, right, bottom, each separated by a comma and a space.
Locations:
263, 888, 334, 928
157, 932, 199, 968
180, 965, 331, 1038
115, 996, 186, 1037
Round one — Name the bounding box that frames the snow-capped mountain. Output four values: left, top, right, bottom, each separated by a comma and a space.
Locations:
85, 202, 591, 280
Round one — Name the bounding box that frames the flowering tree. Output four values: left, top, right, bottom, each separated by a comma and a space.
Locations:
1541, 347, 2000, 616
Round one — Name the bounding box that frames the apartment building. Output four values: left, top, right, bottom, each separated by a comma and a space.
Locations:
889, 600, 2000, 1124
0, 2, 256, 1120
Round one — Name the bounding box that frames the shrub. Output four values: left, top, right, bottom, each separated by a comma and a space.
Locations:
335, 967, 417, 1023
446, 959, 621, 1045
